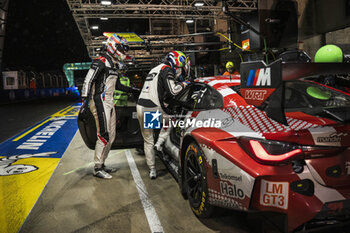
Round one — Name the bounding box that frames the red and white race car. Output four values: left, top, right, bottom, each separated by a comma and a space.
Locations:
78, 59, 350, 232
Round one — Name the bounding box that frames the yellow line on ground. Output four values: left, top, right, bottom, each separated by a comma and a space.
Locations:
12, 104, 75, 142
55, 105, 72, 115
12, 117, 54, 142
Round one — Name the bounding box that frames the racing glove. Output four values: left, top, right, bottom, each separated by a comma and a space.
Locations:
78, 100, 90, 122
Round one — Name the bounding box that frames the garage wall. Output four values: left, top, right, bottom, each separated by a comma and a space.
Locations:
326, 27, 350, 53
297, 0, 350, 60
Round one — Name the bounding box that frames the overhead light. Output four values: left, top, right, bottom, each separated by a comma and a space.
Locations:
96, 48, 101, 51
194, 2, 204, 7
101, 0, 112, 5
100, 17, 109, 20
186, 19, 194, 24
91, 25, 99, 30
102, 41, 107, 44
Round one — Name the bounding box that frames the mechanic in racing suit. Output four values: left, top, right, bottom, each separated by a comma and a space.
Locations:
136, 50, 190, 179
81, 34, 140, 179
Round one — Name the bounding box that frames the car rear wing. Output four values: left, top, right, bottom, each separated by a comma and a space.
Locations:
240, 59, 350, 125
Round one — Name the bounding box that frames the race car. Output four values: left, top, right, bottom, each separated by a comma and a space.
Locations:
78, 59, 350, 232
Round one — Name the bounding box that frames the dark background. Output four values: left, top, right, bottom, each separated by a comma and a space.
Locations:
3, 0, 90, 72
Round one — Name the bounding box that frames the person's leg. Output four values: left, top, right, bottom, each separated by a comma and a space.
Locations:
100, 106, 117, 173
154, 112, 171, 151
90, 97, 112, 179
102, 106, 115, 162
137, 105, 156, 178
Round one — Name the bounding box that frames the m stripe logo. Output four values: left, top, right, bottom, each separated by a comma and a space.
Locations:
247, 67, 271, 86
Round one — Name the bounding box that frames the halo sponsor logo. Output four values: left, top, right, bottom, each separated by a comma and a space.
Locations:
220, 181, 245, 199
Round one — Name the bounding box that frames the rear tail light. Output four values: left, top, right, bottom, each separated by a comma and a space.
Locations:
238, 137, 346, 165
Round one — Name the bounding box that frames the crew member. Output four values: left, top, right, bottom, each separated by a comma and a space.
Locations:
113, 67, 130, 107
223, 61, 239, 75
136, 50, 189, 179
80, 34, 140, 179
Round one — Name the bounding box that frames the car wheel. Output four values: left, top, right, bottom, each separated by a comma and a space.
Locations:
184, 142, 213, 218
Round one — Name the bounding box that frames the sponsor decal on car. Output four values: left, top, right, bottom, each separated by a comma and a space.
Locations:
247, 67, 271, 87
260, 180, 289, 210
220, 181, 245, 200
317, 132, 348, 143
208, 188, 246, 210
219, 173, 242, 182
244, 89, 267, 100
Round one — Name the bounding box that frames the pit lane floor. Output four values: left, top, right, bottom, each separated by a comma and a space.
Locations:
18, 133, 255, 233
0, 101, 254, 233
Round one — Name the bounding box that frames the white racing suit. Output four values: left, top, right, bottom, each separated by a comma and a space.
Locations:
137, 63, 185, 170
81, 53, 139, 169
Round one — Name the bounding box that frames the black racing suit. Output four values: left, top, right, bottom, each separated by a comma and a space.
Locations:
81, 53, 138, 169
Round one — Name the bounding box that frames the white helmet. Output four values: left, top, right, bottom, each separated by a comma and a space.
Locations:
105, 34, 130, 62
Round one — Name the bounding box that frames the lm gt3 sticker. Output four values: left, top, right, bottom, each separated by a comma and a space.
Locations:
260, 180, 289, 210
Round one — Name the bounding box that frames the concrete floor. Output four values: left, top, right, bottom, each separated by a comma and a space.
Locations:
19, 132, 254, 233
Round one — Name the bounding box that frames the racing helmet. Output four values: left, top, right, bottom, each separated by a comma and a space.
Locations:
105, 34, 130, 62
314, 44, 343, 62
226, 61, 234, 73
166, 50, 189, 79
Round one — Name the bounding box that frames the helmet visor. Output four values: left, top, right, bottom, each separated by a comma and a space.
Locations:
116, 44, 129, 54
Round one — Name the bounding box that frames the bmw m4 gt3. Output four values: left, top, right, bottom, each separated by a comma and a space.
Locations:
78, 60, 350, 232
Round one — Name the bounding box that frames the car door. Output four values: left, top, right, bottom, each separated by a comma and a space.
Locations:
77, 94, 143, 150
168, 82, 217, 146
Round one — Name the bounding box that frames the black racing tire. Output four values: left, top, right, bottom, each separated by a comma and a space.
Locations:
184, 142, 213, 218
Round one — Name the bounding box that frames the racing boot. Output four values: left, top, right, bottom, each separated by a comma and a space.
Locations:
102, 164, 117, 173
149, 168, 157, 179
93, 167, 112, 179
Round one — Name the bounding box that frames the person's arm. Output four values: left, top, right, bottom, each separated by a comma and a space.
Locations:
81, 59, 104, 100
163, 67, 186, 96
115, 75, 140, 94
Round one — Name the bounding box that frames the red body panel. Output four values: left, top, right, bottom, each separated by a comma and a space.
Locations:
179, 76, 350, 232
